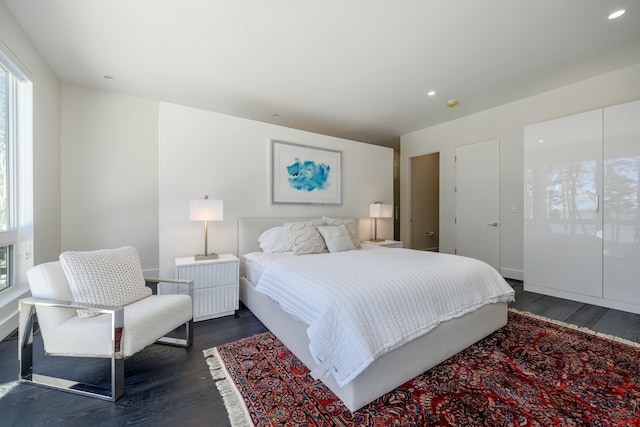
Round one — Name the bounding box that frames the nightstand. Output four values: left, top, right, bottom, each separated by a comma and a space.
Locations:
365, 240, 403, 248
175, 254, 239, 321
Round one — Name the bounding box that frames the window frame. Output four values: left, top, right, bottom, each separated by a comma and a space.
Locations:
0, 43, 32, 295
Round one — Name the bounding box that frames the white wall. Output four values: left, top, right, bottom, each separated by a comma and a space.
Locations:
0, 3, 61, 339
158, 102, 393, 277
61, 84, 160, 271
401, 63, 640, 280
1, 5, 61, 265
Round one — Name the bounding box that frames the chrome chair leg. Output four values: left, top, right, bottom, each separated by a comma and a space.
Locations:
18, 303, 35, 383
156, 318, 193, 347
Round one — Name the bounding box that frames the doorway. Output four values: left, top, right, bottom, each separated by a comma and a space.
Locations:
410, 153, 439, 251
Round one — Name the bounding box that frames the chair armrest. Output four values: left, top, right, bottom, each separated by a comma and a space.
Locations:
145, 278, 193, 286
19, 296, 124, 316
144, 278, 194, 298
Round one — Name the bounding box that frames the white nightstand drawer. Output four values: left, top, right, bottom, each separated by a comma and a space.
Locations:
177, 262, 238, 290
175, 254, 239, 321
193, 285, 238, 321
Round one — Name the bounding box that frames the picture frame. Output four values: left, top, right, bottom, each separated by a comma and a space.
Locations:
271, 140, 342, 205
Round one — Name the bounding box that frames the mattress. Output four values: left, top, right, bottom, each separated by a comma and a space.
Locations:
253, 247, 515, 387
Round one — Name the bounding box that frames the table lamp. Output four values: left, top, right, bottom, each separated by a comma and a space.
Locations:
190, 195, 223, 260
369, 202, 393, 242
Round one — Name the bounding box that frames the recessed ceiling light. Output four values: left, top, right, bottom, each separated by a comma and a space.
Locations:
447, 100, 458, 108
608, 9, 625, 19
103, 75, 114, 80
272, 114, 280, 118
427, 90, 436, 96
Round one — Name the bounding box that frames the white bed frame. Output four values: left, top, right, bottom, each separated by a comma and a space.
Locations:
237, 217, 508, 412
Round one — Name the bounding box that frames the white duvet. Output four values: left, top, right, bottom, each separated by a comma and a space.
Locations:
255, 247, 515, 387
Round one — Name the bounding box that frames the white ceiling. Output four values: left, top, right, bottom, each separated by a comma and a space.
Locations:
4, 0, 640, 149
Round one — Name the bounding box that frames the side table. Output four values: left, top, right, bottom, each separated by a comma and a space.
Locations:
175, 254, 239, 321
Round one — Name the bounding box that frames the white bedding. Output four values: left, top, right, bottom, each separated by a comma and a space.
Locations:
244, 251, 294, 285
254, 247, 515, 387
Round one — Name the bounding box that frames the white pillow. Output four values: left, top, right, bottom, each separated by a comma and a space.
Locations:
59, 246, 152, 318
258, 226, 292, 253
317, 224, 356, 253
322, 217, 362, 249
284, 220, 327, 255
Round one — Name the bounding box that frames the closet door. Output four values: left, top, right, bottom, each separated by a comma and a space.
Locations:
603, 99, 640, 304
524, 109, 603, 297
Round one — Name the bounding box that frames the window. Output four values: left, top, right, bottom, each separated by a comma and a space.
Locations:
0, 58, 22, 293
0, 245, 12, 292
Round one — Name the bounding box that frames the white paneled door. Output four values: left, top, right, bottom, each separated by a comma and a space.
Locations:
455, 139, 500, 271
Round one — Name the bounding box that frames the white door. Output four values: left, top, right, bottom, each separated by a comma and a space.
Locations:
455, 139, 500, 270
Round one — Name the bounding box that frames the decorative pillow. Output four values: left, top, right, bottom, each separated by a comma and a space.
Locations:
317, 224, 356, 253
59, 246, 152, 318
258, 226, 292, 253
284, 220, 327, 255
322, 217, 362, 249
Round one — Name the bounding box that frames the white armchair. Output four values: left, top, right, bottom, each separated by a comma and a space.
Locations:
18, 247, 193, 401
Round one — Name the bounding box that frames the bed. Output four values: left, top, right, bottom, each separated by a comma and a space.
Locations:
238, 217, 515, 412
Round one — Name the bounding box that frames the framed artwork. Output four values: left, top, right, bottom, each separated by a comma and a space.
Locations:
271, 140, 342, 205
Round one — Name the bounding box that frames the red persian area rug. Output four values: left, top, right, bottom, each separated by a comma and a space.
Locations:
203, 309, 640, 426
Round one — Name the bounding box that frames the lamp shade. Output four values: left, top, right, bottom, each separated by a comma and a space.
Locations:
369, 203, 393, 219
190, 198, 223, 221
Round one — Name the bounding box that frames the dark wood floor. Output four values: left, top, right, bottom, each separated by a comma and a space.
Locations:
0, 281, 638, 427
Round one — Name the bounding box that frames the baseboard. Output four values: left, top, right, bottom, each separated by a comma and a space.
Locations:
524, 283, 640, 315
500, 268, 523, 281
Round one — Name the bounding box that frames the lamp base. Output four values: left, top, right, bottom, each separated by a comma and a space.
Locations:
194, 253, 218, 261
369, 238, 385, 242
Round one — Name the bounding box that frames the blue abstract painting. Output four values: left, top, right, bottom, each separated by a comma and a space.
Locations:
272, 140, 341, 204
286, 158, 330, 192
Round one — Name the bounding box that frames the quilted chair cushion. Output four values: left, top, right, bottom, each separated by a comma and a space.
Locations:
42, 294, 192, 358
59, 246, 152, 318
27, 259, 193, 359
